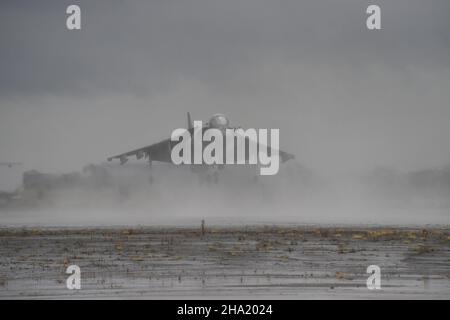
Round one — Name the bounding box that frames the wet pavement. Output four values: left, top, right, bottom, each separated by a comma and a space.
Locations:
0, 225, 449, 299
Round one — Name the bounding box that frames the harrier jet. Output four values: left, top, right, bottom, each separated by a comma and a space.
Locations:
107, 113, 294, 182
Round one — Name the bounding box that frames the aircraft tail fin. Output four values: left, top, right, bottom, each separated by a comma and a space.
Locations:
187, 112, 193, 129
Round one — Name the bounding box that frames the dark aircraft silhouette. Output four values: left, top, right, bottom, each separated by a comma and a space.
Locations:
0, 162, 22, 168
107, 113, 294, 182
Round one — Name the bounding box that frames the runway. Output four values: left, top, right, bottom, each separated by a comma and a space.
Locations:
0, 225, 448, 299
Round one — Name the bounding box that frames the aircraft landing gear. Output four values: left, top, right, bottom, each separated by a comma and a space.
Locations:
205, 174, 212, 185
148, 157, 154, 184
199, 172, 219, 185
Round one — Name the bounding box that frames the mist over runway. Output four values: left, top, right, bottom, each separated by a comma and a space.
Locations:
0, 162, 448, 227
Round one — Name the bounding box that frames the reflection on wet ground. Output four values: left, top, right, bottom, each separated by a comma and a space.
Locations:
0, 225, 448, 299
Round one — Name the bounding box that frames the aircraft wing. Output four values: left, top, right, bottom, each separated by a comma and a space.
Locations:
107, 138, 173, 164
278, 149, 295, 163
107, 126, 294, 165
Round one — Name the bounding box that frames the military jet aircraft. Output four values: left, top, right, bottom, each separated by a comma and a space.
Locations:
107, 113, 294, 183
0, 162, 23, 168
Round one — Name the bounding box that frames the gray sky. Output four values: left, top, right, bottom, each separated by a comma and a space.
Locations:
1, 0, 450, 178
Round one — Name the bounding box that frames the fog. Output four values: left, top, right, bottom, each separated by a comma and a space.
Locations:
0, 1, 449, 226
0, 162, 448, 227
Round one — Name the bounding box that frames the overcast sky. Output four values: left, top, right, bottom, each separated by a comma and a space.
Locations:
1, 0, 449, 179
